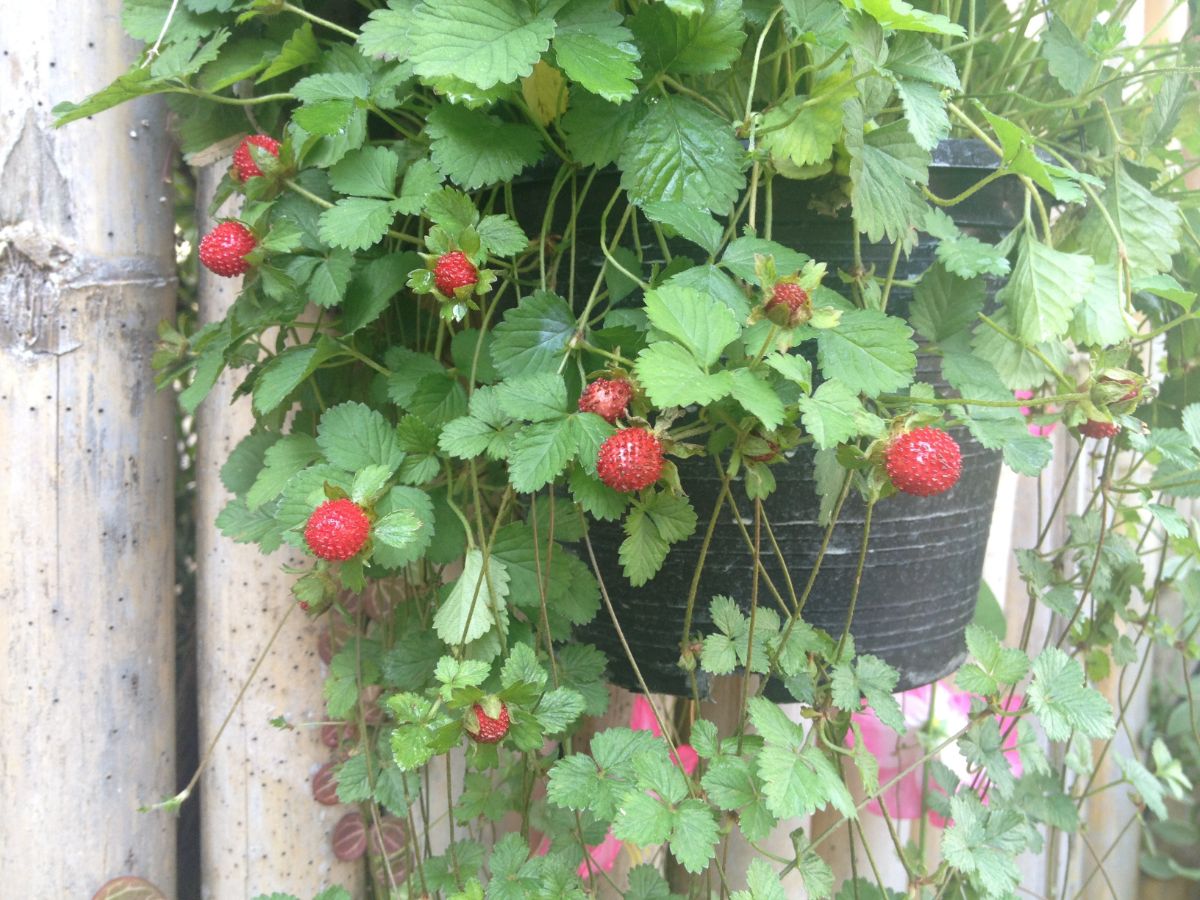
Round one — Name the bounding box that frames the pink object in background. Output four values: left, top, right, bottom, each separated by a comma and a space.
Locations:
1015, 389, 1057, 436
849, 680, 1023, 825
630, 695, 699, 775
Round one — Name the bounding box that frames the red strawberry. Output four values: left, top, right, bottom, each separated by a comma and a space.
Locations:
434, 251, 478, 296
1078, 419, 1120, 440
578, 378, 633, 424
304, 499, 371, 561
467, 701, 510, 744
232, 134, 281, 181
885, 427, 962, 497
198, 222, 257, 277
597, 428, 664, 493
765, 282, 811, 327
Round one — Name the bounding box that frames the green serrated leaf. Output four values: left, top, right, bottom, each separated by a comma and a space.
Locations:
427, 104, 544, 190
554, 0, 643, 102
433, 549, 511, 645
408, 0, 555, 90
1028, 647, 1115, 741
619, 95, 746, 215
999, 233, 1094, 344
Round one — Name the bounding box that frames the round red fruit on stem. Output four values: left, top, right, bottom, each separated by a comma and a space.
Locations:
433, 251, 478, 296
466, 700, 510, 744
304, 499, 371, 561
596, 428, 664, 493
578, 377, 633, 424
232, 134, 281, 181
198, 222, 257, 277
885, 427, 962, 497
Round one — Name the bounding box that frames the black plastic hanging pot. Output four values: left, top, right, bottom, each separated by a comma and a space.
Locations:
569, 139, 1020, 697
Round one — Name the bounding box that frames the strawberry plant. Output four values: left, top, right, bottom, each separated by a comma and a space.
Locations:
59, 0, 1200, 897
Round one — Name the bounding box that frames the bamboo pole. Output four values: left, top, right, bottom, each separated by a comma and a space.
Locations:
0, 6, 178, 895
192, 168, 364, 896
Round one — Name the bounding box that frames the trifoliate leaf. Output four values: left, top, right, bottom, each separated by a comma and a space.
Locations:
830, 654, 904, 732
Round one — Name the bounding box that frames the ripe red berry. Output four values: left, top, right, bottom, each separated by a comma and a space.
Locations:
433, 251, 478, 296
232, 134, 281, 181
1078, 419, 1121, 440
198, 222, 257, 277
578, 378, 633, 424
304, 499, 371, 561
467, 702, 510, 744
596, 428, 664, 493
885, 427, 962, 497
765, 282, 811, 327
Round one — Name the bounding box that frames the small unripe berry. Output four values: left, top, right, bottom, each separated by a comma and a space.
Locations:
764, 282, 811, 327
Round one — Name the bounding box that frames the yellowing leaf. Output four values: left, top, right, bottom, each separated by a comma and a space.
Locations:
521, 60, 569, 126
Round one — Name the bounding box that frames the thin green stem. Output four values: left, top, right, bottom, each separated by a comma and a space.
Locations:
281, 2, 359, 39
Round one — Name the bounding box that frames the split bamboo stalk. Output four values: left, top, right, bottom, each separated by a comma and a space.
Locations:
192, 167, 364, 897
0, 5, 178, 894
